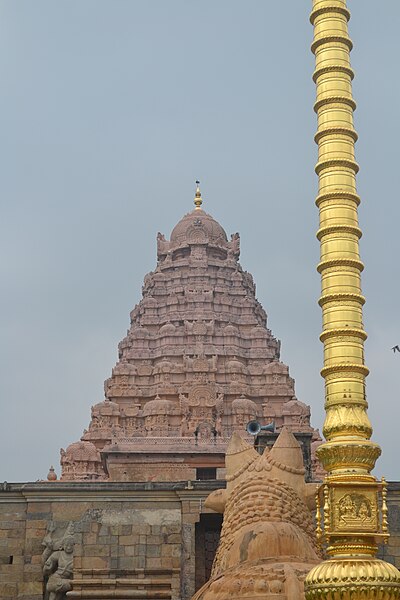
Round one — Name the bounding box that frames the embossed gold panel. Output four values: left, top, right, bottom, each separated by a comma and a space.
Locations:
331, 487, 378, 533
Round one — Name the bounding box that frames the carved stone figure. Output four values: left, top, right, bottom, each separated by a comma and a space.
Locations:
42, 522, 56, 566
43, 535, 74, 600
227, 231, 240, 259
192, 428, 321, 600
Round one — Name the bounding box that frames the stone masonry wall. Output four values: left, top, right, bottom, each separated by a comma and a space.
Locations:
378, 482, 400, 568
0, 481, 224, 600
1, 481, 399, 599
0, 492, 27, 599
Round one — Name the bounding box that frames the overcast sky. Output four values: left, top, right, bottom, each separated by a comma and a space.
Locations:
1, 1, 399, 482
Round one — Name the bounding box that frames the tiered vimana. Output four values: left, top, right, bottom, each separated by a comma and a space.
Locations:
305, 2, 400, 599
59, 186, 321, 482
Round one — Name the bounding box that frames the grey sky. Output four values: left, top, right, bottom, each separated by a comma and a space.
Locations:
1, 1, 399, 482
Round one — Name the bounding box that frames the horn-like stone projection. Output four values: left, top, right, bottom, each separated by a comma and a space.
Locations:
192, 428, 321, 600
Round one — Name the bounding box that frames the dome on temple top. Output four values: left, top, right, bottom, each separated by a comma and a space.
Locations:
61, 441, 101, 463
131, 326, 149, 338
159, 322, 176, 335
92, 399, 120, 416
263, 361, 288, 374
143, 396, 177, 416
251, 325, 268, 337
170, 209, 228, 246
224, 323, 239, 336
142, 296, 157, 307
226, 358, 246, 373
232, 395, 258, 415
282, 398, 310, 417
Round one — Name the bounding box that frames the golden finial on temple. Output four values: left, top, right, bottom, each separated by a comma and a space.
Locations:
194, 180, 203, 210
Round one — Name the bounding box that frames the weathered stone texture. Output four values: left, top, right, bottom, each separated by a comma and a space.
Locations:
193, 430, 321, 599
2, 477, 400, 599
0, 481, 224, 600
0, 499, 27, 600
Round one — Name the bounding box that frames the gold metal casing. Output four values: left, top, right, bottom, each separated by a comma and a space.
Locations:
305, 1, 400, 598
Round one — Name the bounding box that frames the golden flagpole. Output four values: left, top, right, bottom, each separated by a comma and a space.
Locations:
305, 1, 400, 598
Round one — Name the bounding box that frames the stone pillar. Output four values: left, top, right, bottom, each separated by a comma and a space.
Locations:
178, 493, 205, 600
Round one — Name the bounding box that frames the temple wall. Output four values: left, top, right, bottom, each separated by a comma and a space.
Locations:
0, 492, 27, 599
0, 481, 224, 600
1, 480, 399, 599
378, 482, 400, 567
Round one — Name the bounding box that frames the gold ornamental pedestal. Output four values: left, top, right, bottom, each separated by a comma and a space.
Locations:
305, 1, 400, 599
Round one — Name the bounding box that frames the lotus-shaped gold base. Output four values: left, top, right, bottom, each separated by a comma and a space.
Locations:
305, 558, 400, 600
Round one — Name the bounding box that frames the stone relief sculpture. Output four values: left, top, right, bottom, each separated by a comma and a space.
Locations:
41, 522, 57, 567
156, 232, 170, 259
42, 523, 74, 600
227, 231, 240, 259
192, 428, 321, 600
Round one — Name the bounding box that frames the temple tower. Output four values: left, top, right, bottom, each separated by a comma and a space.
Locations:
60, 187, 320, 482
305, 2, 400, 598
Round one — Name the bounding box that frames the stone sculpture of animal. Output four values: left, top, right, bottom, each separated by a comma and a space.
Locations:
192, 428, 321, 600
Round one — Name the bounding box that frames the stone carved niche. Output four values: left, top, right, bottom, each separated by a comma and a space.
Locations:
263, 360, 289, 376
121, 403, 142, 436
89, 399, 120, 431
42, 522, 75, 600
153, 357, 173, 374
112, 361, 137, 376
226, 357, 247, 375
193, 354, 210, 372
133, 363, 151, 378
282, 398, 312, 430
223, 323, 239, 336
195, 421, 216, 440
192, 428, 321, 600
179, 389, 223, 436
142, 395, 179, 436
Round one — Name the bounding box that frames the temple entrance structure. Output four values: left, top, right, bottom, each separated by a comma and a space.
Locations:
195, 514, 223, 592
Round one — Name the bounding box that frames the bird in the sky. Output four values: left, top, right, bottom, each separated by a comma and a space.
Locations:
392, 345, 400, 353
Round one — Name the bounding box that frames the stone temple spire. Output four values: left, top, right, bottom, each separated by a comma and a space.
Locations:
305, 2, 400, 598
59, 195, 321, 482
